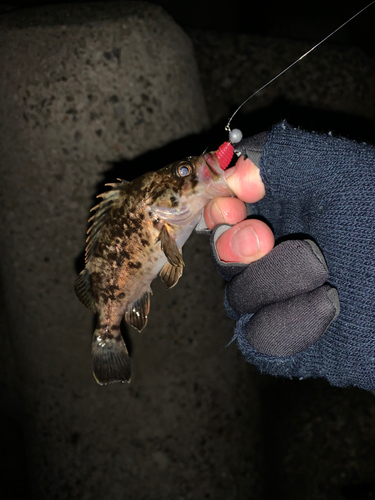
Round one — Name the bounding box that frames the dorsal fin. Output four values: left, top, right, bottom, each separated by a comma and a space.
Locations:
85, 179, 128, 264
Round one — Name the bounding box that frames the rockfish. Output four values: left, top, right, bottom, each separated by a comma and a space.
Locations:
74, 149, 233, 385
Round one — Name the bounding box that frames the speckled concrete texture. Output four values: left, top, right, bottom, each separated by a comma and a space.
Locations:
0, 3, 243, 499
1, 3, 375, 500
0, 2, 208, 162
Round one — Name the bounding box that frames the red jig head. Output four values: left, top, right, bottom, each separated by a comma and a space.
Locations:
215, 128, 243, 170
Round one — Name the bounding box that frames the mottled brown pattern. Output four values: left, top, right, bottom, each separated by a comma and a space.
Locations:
75, 151, 232, 384
128, 261, 142, 269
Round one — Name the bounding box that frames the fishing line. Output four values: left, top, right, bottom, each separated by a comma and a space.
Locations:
225, 0, 375, 133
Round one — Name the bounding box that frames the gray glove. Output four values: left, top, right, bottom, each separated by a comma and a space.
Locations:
205, 122, 375, 390
210, 131, 339, 356
210, 229, 339, 356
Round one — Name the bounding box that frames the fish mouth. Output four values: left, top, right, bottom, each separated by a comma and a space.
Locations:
200, 151, 236, 198
203, 152, 222, 182
195, 151, 235, 198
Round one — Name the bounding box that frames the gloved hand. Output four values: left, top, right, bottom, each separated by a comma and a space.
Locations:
205, 121, 375, 391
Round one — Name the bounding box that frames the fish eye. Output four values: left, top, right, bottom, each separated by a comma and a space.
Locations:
175, 161, 193, 178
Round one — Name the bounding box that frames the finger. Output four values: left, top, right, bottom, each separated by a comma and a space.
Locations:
245, 285, 340, 356
216, 219, 274, 264
204, 197, 247, 230
225, 156, 265, 203
226, 240, 329, 315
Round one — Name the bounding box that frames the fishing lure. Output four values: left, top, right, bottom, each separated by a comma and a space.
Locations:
214, 1, 375, 170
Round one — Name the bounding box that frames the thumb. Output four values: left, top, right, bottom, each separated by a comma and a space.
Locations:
215, 219, 274, 264
225, 156, 265, 203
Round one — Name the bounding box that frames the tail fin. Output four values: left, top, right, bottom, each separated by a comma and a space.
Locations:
92, 328, 131, 385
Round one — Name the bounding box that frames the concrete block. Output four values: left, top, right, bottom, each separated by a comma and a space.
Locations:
0, 2, 208, 163
3, 5, 374, 500
2, 4, 259, 500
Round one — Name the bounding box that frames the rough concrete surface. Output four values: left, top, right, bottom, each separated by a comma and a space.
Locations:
0, 2, 208, 163
1, 2, 375, 500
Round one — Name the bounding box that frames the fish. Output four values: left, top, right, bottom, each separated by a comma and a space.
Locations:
73, 2, 375, 386
74, 148, 233, 385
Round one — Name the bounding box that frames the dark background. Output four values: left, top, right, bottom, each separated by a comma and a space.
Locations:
1, 1, 375, 500
2, 0, 375, 57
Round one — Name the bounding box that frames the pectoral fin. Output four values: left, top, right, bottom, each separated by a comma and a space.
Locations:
159, 262, 183, 289
158, 225, 184, 267
124, 288, 152, 332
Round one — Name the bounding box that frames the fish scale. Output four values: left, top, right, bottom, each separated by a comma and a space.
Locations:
74, 152, 233, 385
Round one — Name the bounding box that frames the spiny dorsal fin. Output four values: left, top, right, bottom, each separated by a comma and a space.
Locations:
124, 288, 152, 332
158, 225, 184, 267
159, 262, 183, 289
85, 179, 128, 264
74, 268, 96, 313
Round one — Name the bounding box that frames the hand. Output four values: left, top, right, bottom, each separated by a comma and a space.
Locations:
205, 151, 339, 359
204, 156, 274, 263
204, 122, 375, 391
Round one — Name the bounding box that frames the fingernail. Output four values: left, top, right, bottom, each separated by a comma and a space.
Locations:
224, 165, 235, 179
231, 225, 260, 257
209, 200, 225, 225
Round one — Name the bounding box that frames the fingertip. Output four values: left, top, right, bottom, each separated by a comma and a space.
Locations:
216, 219, 274, 264
204, 198, 247, 229
203, 201, 216, 230
225, 156, 265, 203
